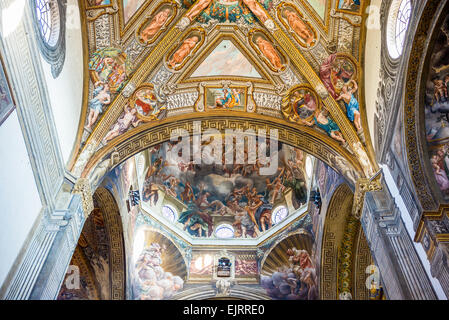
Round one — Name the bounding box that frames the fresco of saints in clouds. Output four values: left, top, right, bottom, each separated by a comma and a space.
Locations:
134, 243, 184, 300
140, 141, 310, 238
261, 247, 318, 300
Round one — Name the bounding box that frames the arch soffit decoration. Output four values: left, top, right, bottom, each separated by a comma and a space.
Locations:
59, 186, 126, 299
81, 113, 363, 179
404, 0, 449, 211
92, 187, 127, 300
320, 183, 358, 300
71, 0, 379, 187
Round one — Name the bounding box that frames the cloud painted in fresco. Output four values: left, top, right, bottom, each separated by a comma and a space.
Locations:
191, 40, 262, 78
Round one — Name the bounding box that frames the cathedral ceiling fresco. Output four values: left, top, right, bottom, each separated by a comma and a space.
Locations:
65, 0, 380, 299
88, 143, 370, 300
69, 0, 378, 190
63, 0, 379, 300
138, 141, 312, 240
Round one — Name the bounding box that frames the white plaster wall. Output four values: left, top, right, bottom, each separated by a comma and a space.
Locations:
0, 111, 42, 286
40, 0, 83, 165
364, 0, 382, 153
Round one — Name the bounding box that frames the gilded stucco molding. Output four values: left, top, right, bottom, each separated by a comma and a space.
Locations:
352, 172, 383, 220
73, 178, 94, 218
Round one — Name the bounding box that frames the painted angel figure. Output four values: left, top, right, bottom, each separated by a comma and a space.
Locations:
85, 81, 111, 130
336, 80, 362, 133
433, 78, 448, 103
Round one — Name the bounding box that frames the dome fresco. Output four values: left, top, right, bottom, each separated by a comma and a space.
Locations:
138, 140, 311, 239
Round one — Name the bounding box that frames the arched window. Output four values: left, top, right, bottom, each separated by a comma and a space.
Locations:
271, 206, 288, 225
161, 205, 178, 222
387, 0, 412, 59
305, 156, 313, 180
35, 0, 58, 45
30, 0, 66, 77
215, 224, 235, 239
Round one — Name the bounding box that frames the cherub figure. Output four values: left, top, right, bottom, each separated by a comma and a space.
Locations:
336, 80, 362, 132
266, 174, 285, 205
162, 174, 180, 198
433, 78, 448, 103
85, 82, 111, 130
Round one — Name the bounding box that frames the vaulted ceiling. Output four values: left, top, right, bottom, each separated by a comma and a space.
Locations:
71, 0, 378, 190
